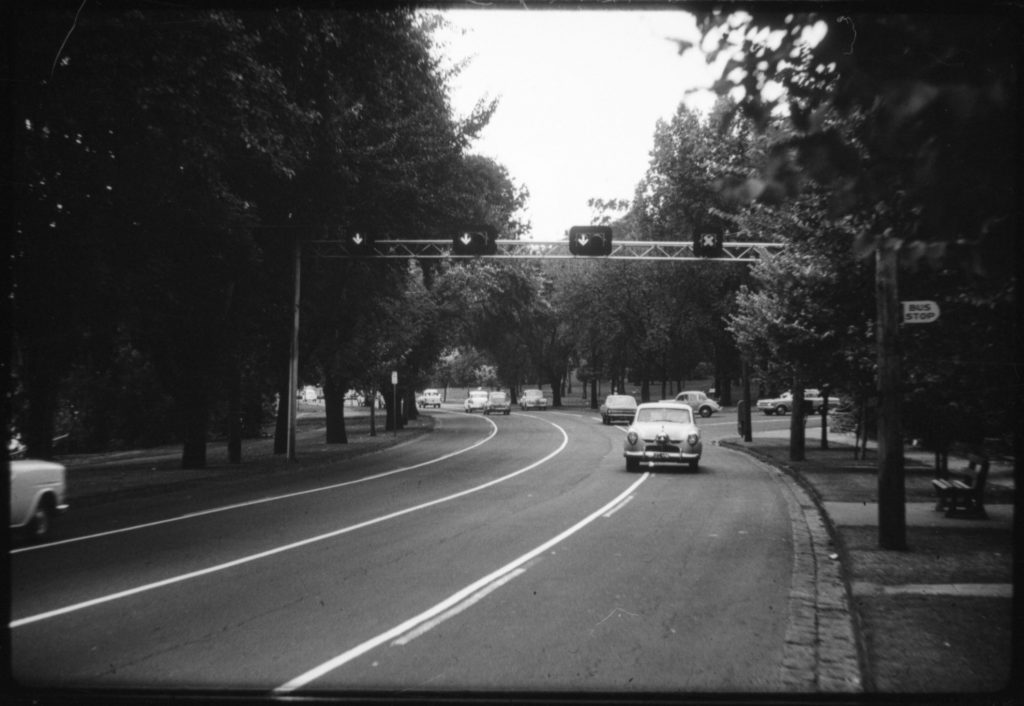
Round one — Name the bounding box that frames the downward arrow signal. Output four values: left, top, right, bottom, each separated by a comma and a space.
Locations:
460, 233, 474, 245
577, 234, 590, 246
351, 233, 364, 245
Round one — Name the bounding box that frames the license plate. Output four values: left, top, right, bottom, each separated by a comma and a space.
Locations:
652, 452, 670, 460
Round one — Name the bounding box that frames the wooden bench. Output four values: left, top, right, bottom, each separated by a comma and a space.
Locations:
932, 455, 990, 518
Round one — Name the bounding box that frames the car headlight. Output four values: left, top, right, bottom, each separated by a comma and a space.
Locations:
626, 431, 638, 445
688, 433, 699, 446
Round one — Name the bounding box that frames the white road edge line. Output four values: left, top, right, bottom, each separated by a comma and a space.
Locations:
13, 411, 498, 554
9, 417, 566, 629
274, 472, 651, 694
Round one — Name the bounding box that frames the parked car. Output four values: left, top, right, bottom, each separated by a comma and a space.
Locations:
623, 401, 703, 472
519, 389, 548, 411
10, 458, 69, 540
756, 389, 836, 415
673, 390, 721, 417
484, 391, 511, 415
464, 389, 490, 413
418, 389, 443, 408
600, 394, 638, 425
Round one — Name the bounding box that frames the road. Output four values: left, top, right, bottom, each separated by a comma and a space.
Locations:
11, 406, 819, 694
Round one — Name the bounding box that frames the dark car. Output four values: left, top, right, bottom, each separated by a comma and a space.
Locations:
600, 394, 638, 425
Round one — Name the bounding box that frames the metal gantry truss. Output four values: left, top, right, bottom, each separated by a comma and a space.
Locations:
307, 239, 784, 262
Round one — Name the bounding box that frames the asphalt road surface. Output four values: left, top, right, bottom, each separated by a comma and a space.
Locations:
11, 407, 814, 695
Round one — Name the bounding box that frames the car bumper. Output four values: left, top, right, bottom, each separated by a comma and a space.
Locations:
604, 413, 635, 422
624, 448, 701, 464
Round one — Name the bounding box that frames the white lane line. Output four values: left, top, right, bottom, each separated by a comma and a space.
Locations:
13, 412, 498, 554
603, 494, 635, 518
10, 418, 567, 629
274, 472, 651, 694
391, 568, 527, 646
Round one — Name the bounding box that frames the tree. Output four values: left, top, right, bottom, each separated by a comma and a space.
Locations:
692, 8, 1019, 549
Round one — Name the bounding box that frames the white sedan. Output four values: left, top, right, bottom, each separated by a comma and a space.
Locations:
623, 402, 703, 472
464, 389, 489, 413
10, 458, 69, 539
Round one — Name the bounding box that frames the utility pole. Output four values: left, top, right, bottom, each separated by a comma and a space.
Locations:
876, 235, 906, 549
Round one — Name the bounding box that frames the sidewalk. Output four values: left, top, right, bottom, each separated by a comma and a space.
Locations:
727, 428, 1017, 696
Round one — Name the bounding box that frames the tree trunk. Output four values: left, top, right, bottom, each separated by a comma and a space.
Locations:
406, 387, 419, 421
324, 373, 348, 444
180, 383, 208, 469
819, 385, 830, 450
21, 351, 60, 460
548, 370, 563, 407
273, 375, 289, 454
789, 375, 806, 462
228, 368, 242, 464
589, 378, 599, 409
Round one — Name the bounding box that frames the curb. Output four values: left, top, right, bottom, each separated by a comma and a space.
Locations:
720, 440, 867, 693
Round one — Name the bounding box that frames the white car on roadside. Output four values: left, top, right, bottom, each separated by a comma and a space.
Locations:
10, 458, 69, 539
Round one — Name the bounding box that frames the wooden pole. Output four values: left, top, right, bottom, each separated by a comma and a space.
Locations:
876, 237, 906, 549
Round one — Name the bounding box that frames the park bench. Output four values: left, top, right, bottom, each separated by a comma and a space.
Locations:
931, 454, 989, 519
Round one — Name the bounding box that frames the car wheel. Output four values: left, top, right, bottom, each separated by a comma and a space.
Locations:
602, 415, 609, 425
504, 410, 510, 415
763, 409, 773, 415
626, 457, 640, 473
689, 459, 699, 472
775, 404, 789, 415
699, 406, 712, 417
27, 502, 53, 539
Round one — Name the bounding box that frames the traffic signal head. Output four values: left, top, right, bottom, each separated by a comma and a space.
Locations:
568, 226, 613, 256
693, 229, 724, 257
345, 229, 375, 256
452, 225, 498, 256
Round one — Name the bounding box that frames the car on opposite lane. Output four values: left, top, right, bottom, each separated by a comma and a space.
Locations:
623, 401, 703, 472
600, 394, 638, 425
484, 391, 512, 415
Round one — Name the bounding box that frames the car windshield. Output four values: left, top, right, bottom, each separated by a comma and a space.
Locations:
523, 390, 542, 399
470, 392, 488, 399
489, 393, 507, 401
606, 395, 636, 407
636, 407, 693, 424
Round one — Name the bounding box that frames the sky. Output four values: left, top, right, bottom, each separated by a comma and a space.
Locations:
431, 7, 720, 240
